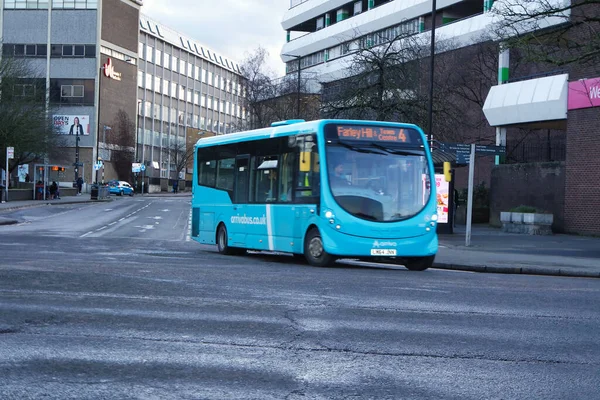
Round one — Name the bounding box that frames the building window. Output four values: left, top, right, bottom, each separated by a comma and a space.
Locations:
172, 56, 178, 72
194, 91, 199, 105
4, 0, 98, 8
354, 1, 362, 15
155, 76, 161, 93
316, 16, 324, 30
171, 82, 177, 98
145, 73, 153, 90
163, 53, 170, 69
137, 71, 144, 88
163, 79, 169, 95
50, 79, 94, 105
187, 62, 193, 78
155, 49, 162, 66
180, 59, 186, 75
61, 85, 84, 98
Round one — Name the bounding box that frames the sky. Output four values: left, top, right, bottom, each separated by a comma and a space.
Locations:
141, 0, 291, 77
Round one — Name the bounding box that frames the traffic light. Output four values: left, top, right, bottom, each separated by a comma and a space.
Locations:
443, 161, 452, 182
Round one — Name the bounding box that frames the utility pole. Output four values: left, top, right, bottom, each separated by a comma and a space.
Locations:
427, 0, 437, 149
101, 125, 111, 184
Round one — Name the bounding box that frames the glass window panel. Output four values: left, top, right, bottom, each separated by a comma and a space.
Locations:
72, 85, 84, 97
62, 45, 73, 56
74, 45, 85, 56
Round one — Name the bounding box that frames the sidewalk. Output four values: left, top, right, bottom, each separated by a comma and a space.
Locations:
435, 225, 600, 278
0, 192, 191, 225
1, 196, 598, 278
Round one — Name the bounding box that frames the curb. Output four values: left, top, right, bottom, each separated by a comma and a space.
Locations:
0, 199, 111, 215
433, 262, 600, 278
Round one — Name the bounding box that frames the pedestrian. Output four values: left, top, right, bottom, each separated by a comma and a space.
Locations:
76, 176, 83, 195
25, 173, 30, 183
173, 180, 178, 194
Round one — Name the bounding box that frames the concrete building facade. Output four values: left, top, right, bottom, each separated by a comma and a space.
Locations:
279, 0, 600, 235
137, 15, 245, 186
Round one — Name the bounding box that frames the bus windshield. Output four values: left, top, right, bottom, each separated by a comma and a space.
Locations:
325, 125, 431, 222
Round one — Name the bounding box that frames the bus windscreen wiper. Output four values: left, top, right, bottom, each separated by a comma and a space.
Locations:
369, 142, 424, 156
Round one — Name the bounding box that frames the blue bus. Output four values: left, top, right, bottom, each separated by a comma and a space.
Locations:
191, 119, 438, 270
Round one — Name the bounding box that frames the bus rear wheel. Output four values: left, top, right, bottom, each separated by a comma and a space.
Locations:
216, 224, 245, 256
403, 255, 435, 271
304, 228, 335, 267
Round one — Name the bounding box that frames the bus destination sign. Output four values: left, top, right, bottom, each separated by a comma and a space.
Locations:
337, 125, 417, 144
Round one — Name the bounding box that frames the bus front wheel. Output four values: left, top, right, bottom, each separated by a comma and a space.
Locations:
304, 228, 335, 267
403, 255, 435, 271
216, 224, 244, 256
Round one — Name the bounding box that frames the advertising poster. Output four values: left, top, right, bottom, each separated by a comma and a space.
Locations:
53, 115, 90, 135
435, 174, 449, 224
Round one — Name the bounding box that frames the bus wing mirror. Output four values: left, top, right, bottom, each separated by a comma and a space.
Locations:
299, 151, 311, 172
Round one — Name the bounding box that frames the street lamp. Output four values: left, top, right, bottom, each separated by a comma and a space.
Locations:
100, 125, 111, 184
427, 0, 437, 149
282, 53, 302, 118
74, 128, 80, 183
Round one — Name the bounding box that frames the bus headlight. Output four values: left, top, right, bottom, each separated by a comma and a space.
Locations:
325, 210, 334, 219
431, 214, 438, 222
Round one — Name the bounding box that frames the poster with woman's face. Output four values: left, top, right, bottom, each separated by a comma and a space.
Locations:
53, 115, 90, 135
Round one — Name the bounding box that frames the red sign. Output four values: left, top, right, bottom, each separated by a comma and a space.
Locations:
103, 58, 122, 81
568, 77, 600, 110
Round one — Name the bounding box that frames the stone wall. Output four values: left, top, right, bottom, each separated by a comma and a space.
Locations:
490, 162, 565, 232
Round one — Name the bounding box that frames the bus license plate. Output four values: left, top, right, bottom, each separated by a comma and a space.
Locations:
371, 249, 397, 256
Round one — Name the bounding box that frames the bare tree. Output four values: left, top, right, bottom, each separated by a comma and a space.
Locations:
163, 139, 193, 181
238, 47, 278, 130
0, 56, 64, 179
492, 0, 600, 71
106, 109, 135, 182
321, 27, 463, 142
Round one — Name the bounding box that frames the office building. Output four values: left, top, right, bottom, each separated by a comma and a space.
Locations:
280, 0, 600, 235
1, 0, 141, 186
137, 15, 245, 186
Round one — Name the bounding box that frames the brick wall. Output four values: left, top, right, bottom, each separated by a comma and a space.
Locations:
564, 107, 600, 235
490, 162, 566, 232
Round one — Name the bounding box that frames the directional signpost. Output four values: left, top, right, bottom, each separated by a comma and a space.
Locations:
438, 142, 506, 246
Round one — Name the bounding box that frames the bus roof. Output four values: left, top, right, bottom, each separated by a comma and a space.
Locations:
194, 119, 422, 148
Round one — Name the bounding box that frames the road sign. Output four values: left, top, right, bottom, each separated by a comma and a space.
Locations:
140, 164, 146, 172
475, 144, 506, 155
93, 161, 103, 171
456, 153, 471, 165
7, 147, 14, 159
72, 162, 84, 167
132, 162, 141, 173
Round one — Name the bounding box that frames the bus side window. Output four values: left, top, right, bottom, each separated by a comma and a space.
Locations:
255, 156, 279, 203
295, 135, 320, 201
279, 152, 295, 203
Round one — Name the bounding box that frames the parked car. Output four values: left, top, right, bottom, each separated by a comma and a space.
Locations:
108, 180, 134, 196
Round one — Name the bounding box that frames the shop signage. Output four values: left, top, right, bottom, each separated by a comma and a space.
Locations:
435, 174, 449, 224
53, 115, 90, 135
103, 58, 122, 81
568, 77, 600, 110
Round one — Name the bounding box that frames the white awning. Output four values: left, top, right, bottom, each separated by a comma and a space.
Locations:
483, 73, 568, 127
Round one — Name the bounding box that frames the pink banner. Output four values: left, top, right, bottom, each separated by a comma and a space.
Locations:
568, 77, 600, 110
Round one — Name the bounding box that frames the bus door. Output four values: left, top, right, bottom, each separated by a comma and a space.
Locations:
230, 155, 250, 246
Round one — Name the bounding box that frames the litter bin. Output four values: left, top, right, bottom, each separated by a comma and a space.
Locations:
90, 184, 99, 200
99, 184, 110, 199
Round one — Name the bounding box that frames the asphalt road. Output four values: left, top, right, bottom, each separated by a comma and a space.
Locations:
0, 196, 599, 399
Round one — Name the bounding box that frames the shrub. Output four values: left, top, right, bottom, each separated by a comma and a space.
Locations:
509, 205, 547, 213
